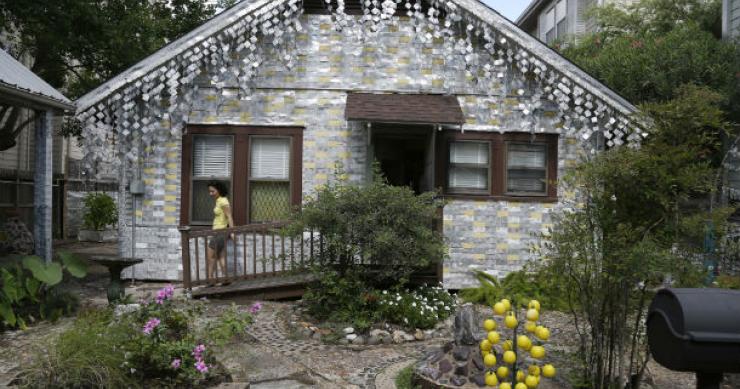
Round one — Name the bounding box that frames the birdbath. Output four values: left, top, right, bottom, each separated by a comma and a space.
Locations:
89, 255, 143, 303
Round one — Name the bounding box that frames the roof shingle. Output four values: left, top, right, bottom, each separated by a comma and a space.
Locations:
345, 93, 464, 125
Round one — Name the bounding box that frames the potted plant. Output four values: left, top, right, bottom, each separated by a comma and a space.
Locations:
78, 192, 118, 242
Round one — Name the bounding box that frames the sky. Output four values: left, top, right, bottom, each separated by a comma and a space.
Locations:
481, 0, 533, 21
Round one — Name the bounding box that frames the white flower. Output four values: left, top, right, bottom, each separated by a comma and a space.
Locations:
396, 296, 402, 301
404, 318, 409, 324
411, 302, 416, 307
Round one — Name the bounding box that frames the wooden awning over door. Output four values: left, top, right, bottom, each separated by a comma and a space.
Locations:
345, 93, 465, 126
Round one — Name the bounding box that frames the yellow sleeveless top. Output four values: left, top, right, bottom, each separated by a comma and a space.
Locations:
213, 196, 230, 230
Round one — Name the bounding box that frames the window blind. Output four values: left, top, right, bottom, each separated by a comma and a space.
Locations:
450, 167, 488, 189
193, 135, 233, 177
508, 144, 546, 168
450, 142, 489, 164
250, 138, 290, 180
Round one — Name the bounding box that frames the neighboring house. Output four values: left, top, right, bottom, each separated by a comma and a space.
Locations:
724, 0, 740, 38
516, 0, 635, 44
0, 48, 75, 260
75, 0, 640, 289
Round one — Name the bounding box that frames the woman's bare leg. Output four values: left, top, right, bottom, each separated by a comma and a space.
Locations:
217, 249, 227, 280
206, 246, 216, 283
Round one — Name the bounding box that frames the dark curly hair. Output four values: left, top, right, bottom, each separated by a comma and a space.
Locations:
208, 181, 229, 197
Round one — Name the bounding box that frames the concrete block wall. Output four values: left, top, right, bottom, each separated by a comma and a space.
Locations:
117, 14, 597, 287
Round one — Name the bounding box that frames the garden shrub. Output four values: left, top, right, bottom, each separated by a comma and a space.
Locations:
288, 165, 446, 289
0, 252, 86, 330
459, 270, 569, 312
83, 192, 118, 231
376, 286, 455, 329
302, 270, 379, 331
16, 308, 138, 388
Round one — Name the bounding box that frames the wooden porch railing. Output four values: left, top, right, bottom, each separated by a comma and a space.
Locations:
179, 223, 321, 290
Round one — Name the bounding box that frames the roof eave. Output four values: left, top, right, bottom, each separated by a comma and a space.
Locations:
0, 82, 75, 112
516, 0, 547, 27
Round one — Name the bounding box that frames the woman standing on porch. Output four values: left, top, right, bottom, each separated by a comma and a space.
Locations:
206, 181, 233, 284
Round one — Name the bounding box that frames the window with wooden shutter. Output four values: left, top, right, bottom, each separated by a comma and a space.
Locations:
249, 137, 292, 223
448, 141, 490, 193
506, 143, 548, 195
191, 135, 233, 224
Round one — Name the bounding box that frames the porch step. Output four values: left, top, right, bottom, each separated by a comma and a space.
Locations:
191, 273, 316, 300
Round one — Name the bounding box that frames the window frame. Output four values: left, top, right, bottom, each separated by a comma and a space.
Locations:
543, 0, 567, 44
247, 135, 294, 224
180, 125, 304, 227
504, 141, 550, 197
447, 140, 492, 195
437, 131, 558, 202
189, 134, 235, 225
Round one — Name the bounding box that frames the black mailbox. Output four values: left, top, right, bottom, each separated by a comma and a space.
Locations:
647, 288, 740, 389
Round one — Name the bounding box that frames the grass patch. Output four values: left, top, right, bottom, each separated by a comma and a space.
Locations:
395, 364, 420, 389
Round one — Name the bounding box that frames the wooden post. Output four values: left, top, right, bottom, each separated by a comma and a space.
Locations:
179, 226, 192, 291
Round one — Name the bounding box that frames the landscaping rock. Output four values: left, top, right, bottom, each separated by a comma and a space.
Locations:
343, 327, 354, 334
381, 335, 393, 345
452, 346, 471, 362
471, 352, 485, 371
392, 330, 407, 344
311, 332, 322, 341
113, 303, 141, 317
299, 328, 313, 338
453, 304, 477, 346
346, 334, 358, 341
471, 373, 487, 387
366, 335, 381, 345
427, 350, 445, 363
424, 329, 435, 339
450, 375, 467, 386
454, 362, 468, 377
419, 366, 442, 381
351, 335, 365, 345
438, 359, 453, 374
369, 329, 390, 338
414, 329, 425, 340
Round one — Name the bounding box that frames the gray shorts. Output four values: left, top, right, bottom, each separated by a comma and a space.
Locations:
208, 235, 226, 253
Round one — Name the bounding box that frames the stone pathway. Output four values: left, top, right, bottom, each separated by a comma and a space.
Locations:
243, 302, 441, 388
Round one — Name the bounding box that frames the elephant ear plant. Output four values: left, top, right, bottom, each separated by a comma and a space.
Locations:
0, 251, 88, 329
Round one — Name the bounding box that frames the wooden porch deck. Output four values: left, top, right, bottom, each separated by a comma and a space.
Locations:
191, 273, 316, 300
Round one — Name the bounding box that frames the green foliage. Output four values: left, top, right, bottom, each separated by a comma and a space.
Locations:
717, 275, 740, 289
302, 270, 379, 331
205, 304, 254, 347
376, 286, 455, 330
459, 270, 569, 312
288, 165, 446, 288
16, 308, 139, 389
395, 364, 421, 389
0, 252, 86, 330
83, 192, 118, 231
0, 0, 216, 98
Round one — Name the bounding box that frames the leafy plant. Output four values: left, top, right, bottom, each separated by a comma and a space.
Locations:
0, 251, 87, 329
302, 270, 379, 329
205, 304, 254, 347
82, 192, 118, 231
395, 364, 421, 389
376, 286, 455, 330
460, 270, 569, 312
287, 164, 446, 289
717, 275, 740, 289
16, 308, 139, 389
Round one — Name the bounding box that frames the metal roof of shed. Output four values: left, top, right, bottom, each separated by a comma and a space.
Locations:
0, 49, 75, 111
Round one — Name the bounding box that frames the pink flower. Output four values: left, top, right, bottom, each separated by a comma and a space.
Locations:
171, 359, 181, 369
155, 285, 175, 304
142, 318, 161, 335
192, 344, 206, 360
249, 302, 262, 314
195, 360, 209, 374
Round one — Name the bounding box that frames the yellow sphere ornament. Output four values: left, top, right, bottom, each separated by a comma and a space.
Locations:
526, 308, 540, 322
535, 326, 550, 341
516, 370, 526, 382
517, 335, 533, 351
528, 300, 541, 311
503, 339, 513, 351
503, 350, 517, 364
515, 382, 528, 389
480, 339, 492, 352
501, 299, 512, 311
484, 319, 497, 331
542, 364, 556, 378
488, 331, 501, 344
525, 321, 537, 333
493, 302, 506, 315
528, 365, 541, 376
484, 353, 497, 367
530, 345, 546, 359
504, 313, 518, 329
485, 371, 499, 387
500, 383, 513, 389
497, 366, 510, 379
525, 375, 539, 389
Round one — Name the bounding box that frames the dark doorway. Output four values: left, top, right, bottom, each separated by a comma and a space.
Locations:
371, 125, 435, 195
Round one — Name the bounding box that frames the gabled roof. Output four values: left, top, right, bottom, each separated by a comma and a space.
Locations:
0, 49, 75, 111
76, 0, 637, 116
515, 0, 551, 33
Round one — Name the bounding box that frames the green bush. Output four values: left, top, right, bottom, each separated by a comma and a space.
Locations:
287, 165, 446, 289
302, 270, 379, 331
376, 286, 455, 329
717, 275, 740, 289
395, 364, 421, 389
16, 308, 138, 388
459, 270, 570, 312
0, 252, 87, 330
83, 192, 118, 231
